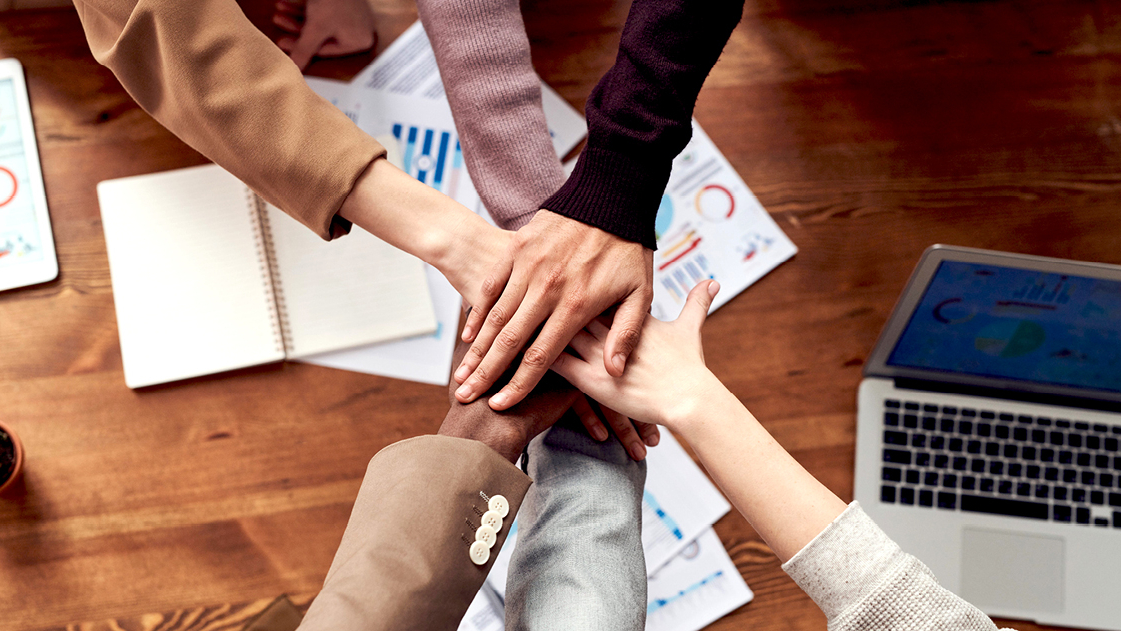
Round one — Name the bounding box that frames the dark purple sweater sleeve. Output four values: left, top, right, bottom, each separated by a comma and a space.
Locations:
540, 0, 745, 249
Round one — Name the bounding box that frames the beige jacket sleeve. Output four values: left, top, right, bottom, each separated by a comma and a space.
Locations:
73, 0, 385, 239
297, 435, 532, 631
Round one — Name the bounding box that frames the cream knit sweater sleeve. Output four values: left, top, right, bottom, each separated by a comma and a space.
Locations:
782, 502, 1018, 631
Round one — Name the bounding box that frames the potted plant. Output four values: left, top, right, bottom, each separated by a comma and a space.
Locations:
0, 419, 24, 495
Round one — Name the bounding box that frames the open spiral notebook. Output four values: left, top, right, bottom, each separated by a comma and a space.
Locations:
97, 164, 436, 388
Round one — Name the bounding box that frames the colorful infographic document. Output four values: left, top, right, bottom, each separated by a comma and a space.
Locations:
299, 81, 479, 385
350, 20, 587, 159
0, 78, 42, 266
646, 528, 754, 631
650, 121, 797, 322
642, 431, 732, 574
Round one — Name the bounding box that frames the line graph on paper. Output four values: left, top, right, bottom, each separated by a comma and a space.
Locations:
645, 529, 754, 631
642, 489, 685, 563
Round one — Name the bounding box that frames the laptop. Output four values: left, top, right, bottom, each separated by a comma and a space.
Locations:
854, 245, 1121, 630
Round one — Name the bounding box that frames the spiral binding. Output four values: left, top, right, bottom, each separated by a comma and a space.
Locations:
245, 188, 291, 356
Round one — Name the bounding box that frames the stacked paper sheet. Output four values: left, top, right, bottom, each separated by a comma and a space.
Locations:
469, 430, 754, 631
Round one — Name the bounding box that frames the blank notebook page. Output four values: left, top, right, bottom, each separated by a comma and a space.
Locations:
262, 203, 436, 357
99, 165, 284, 388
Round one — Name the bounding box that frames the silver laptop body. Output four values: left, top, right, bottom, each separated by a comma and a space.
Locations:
854, 245, 1121, 630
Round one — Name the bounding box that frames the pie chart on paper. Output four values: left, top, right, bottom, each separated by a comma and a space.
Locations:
0, 166, 16, 207
975, 320, 1046, 358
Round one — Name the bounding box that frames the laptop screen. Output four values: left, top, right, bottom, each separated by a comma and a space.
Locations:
886, 260, 1121, 394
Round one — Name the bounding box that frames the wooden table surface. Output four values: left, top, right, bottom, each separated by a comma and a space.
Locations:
1, 0, 1117, 629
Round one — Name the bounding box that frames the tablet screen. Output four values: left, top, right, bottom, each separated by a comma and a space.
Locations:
0, 77, 44, 267
887, 260, 1121, 393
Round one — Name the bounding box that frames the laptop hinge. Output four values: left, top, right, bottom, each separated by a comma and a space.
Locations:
893, 378, 1121, 415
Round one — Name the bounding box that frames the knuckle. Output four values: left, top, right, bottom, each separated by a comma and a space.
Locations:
496, 329, 522, 352
471, 365, 492, 385
467, 344, 487, 360
541, 267, 566, 293
504, 376, 530, 396
480, 276, 503, 299
486, 306, 509, 327
615, 327, 642, 352
522, 346, 550, 368
563, 291, 589, 314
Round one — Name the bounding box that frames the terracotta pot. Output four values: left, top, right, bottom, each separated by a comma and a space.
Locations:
0, 419, 24, 495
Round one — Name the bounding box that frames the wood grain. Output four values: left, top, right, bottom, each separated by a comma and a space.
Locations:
2, 0, 1117, 630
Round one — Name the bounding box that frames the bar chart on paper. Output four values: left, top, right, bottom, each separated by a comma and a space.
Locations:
649, 121, 797, 322
392, 123, 467, 201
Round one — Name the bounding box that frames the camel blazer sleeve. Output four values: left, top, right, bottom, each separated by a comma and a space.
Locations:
72, 0, 385, 239
297, 435, 532, 631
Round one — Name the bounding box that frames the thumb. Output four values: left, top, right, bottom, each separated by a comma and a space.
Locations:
603, 291, 648, 377
677, 280, 719, 331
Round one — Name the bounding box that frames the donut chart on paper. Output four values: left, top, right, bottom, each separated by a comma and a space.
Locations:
694, 184, 734, 221
0, 166, 17, 207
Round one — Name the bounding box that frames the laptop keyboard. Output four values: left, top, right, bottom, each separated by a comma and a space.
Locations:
879, 399, 1121, 528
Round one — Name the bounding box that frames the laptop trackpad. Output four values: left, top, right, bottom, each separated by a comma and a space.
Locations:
960, 528, 1064, 614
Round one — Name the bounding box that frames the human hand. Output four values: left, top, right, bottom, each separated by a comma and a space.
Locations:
273, 0, 377, 71
439, 223, 514, 310
572, 396, 659, 460
452, 210, 654, 411
551, 280, 725, 429
438, 339, 581, 463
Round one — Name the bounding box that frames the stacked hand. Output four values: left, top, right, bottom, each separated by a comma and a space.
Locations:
438, 339, 580, 463
446, 210, 658, 461
453, 210, 654, 412
551, 280, 724, 431
337, 164, 659, 460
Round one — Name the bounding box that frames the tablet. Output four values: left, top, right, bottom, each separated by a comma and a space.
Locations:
0, 58, 57, 292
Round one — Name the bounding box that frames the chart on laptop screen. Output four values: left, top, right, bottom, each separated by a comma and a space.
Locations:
887, 261, 1121, 392
0, 78, 43, 267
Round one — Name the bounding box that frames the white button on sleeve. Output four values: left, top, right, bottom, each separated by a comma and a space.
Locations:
475, 525, 497, 548
488, 494, 510, 518
481, 510, 503, 532
469, 540, 490, 565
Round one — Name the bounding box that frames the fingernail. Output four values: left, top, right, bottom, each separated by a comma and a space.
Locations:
630, 441, 647, 460
708, 280, 720, 298
455, 384, 473, 400
454, 365, 470, 383
646, 434, 660, 447
462, 325, 473, 341
491, 392, 509, 408
613, 353, 626, 372
593, 426, 609, 441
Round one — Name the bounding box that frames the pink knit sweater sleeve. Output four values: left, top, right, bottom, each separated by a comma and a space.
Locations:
415, 0, 564, 231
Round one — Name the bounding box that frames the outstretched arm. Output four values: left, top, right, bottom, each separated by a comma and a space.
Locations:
552, 281, 846, 560
452, 0, 746, 411
553, 282, 1014, 630
74, 0, 379, 240
74, 0, 510, 306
